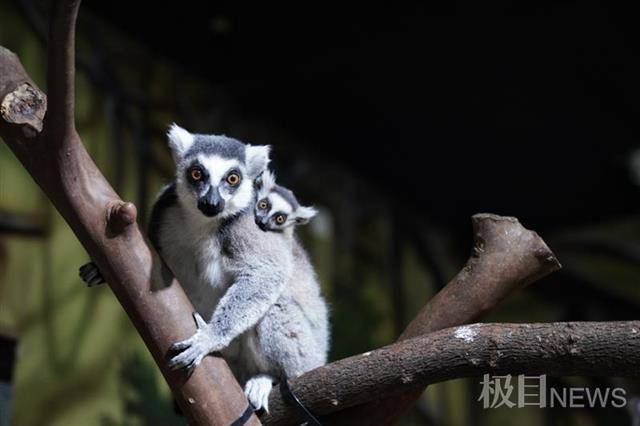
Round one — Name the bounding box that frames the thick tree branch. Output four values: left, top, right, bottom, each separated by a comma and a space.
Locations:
317, 213, 561, 424
263, 321, 640, 424
0, 1, 258, 424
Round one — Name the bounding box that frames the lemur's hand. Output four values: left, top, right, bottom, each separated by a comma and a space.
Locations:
168, 312, 220, 371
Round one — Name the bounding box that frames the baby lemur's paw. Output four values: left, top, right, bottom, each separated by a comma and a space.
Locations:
168, 312, 218, 371
245, 375, 274, 413
79, 262, 105, 287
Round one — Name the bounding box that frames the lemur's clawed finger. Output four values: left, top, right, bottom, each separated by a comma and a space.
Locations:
167, 322, 218, 371
169, 340, 190, 352
193, 312, 207, 329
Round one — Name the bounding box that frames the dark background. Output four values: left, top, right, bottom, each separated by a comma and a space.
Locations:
87, 0, 640, 228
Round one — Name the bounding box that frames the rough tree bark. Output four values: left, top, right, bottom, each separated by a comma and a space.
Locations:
262, 321, 640, 425
0, 1, 259, 424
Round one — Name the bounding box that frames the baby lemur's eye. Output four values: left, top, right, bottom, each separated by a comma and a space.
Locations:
189, 167, 203, 181
258, 200, 268, 210
275, 214, 287, 224
226, 172, 241, 186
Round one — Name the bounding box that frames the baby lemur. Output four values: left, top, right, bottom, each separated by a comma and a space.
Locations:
80, 126, 329, 413
253, 170, 317, 234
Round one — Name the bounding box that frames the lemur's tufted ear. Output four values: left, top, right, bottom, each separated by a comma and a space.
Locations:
254, 169, 275, 191
261, 170, 276, 190
167, 123, 194, 161
245, 145, 271, 178
295, 206, 317, 225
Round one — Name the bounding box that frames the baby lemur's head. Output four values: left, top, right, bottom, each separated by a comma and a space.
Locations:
254, 170, 317, 233
167, 124, 270, 220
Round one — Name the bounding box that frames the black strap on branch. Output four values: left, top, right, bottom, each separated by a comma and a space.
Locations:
279, 378, 322, 426
230, 404, 255, 426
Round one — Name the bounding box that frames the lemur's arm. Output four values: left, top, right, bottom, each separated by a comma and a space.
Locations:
213, 266, 288, 344
168, 250, 291, 370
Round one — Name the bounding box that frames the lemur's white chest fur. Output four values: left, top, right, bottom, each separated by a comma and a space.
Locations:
158, 204, 232, 319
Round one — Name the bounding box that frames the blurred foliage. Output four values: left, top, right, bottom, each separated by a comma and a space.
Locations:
1, 1, 640, 425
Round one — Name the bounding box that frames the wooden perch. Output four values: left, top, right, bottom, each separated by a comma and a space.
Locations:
303, 213, 562, 425
262, 321, 640, 425
0, 1, 258, 424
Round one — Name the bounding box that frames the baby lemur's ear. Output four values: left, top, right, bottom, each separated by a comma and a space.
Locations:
295, 206, 318, 225
245, 145, 271, 178
254, 169, 276, 191
167, 123, 194, 162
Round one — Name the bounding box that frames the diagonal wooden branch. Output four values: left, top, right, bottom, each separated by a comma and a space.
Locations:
275, 213, 561, 425
263, 321, 640, 424
0, 1, 258, 424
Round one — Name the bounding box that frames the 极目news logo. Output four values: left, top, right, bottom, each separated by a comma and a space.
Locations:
478, 374, 627, 409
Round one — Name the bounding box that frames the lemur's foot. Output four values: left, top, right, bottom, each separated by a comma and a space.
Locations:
244, 374, 274, 413
168, 312, 218, 371
79, 262, 105, 287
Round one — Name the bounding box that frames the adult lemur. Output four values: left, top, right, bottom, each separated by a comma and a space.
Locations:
81, 125, 329, 412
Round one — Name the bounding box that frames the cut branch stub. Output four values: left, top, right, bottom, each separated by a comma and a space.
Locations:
107, 200, 137, 236
0, 83, 46, 134
0, 47, 46, 138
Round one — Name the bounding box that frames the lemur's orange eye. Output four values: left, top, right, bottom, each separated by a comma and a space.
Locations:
190, 168, 202, 181
275, 214, 286, 224
258, 200, 268, 210
226, 172, 241, 186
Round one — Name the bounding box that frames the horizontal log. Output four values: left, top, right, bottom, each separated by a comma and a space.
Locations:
263, 321, 640, 425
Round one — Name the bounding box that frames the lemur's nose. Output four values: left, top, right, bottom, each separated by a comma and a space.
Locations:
198, 187, 224, 216
255, 216, 269, 231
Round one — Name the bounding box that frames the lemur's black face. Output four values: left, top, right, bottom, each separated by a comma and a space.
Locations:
177, 152, 258, 220
185, 160, 242, 217
253, 172, 317, 233
167, 124, 270, 220
254, 196, 290, 232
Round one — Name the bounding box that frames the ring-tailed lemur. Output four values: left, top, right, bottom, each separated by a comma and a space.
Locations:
80, 125, 329, 413
254, 170, 317, 233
